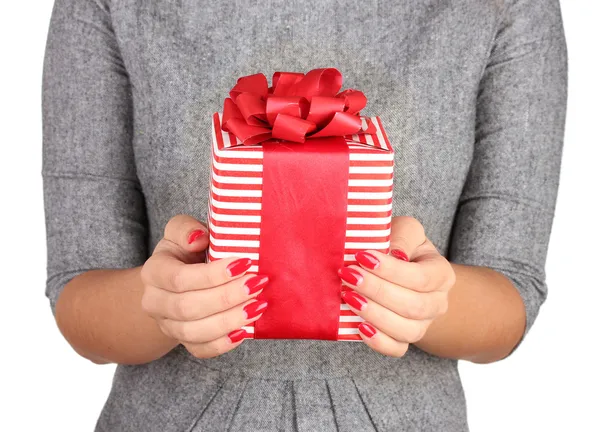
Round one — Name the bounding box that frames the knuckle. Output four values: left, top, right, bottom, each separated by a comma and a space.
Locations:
372, 309, 386, 327
158, 320, 174, 339
170, 266, 186, 292
140, 263, 151, 285
204, 268, 221, 289
218, 287, 234, 310
172, 296, 192, 320
175, 322, 194, 343
416, 324, 429, 343
410, 295, 428, 320
417, 270, 431, 291
396, 343, 410, 357
437, 292, 450, 315
372, 279, 387, 303
406, 323, 425, 344
220, 309, 233, 331
439, 298, 449, 316
157, 320, 170, 338
140, 258, 158, 285
140, 291, 155, 315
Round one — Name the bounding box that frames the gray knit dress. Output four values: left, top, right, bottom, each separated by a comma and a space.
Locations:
42, 0, 567, 430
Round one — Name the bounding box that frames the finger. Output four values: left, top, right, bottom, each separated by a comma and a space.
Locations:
162, 214, 209, 254
183, 328, 249, 359
338, 266, 446, 319
159, 298, 268, 344
142, 254, 253, 293
388, 216, 427, 261
341, 289, 429, 343
357, 322, 409, 358
142, 274, 269, 320
354, 250, 432, 291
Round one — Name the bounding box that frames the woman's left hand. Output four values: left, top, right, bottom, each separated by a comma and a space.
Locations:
339, 216, 456, 357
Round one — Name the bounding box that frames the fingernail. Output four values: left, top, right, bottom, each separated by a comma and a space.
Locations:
228, 328, 248, 344
341, 290, 368, 311
338, 267, 363, 286
187, 229, 205, 244
244, 275, 269, 295
390, 249, 409, 262
244, 300, 268, 320
227, 258, 252, 277
355, 251, 380, 270
358, 322, 377, 338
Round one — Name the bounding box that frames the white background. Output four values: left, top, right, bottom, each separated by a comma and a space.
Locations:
1, 2, 598, 431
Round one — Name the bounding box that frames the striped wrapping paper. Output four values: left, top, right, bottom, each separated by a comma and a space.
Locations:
208, 113, 394, 341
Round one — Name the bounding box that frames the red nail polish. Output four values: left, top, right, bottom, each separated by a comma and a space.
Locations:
187, 229, 205, 244
358, 322, 377, 338
338, 267, 363, 286
341, 290, 368, 311
244, 275, 269, 295
228, 328, 248, 343
244, 300, 268, 320
355, 251, 380, 270
227, 258, 252, 277
390, 249, 409, 262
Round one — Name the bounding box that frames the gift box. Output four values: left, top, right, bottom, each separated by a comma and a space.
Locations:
207, 69, 394, 341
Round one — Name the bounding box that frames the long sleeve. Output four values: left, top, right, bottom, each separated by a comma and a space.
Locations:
449, 0, 568, 337
42, 0, 147, 313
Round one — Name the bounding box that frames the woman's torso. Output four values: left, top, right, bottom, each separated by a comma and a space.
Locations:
98, 1, 500, 430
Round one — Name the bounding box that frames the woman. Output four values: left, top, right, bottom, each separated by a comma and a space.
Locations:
43, 0, 567, 430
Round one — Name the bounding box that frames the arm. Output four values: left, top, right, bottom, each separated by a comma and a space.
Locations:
43, 0, 266, 365
43, 0, 165, 364
339, 0, 567, 363
415, 264, 525, 363
55, 268, 176, 364
423, 0, 568, 362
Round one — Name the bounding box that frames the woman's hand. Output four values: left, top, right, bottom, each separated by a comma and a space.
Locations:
339, 216, 455, 357
140, 215, 269, 359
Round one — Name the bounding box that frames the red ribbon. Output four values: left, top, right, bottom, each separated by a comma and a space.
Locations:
221, 68, 375, 145
254, 138, 349, 340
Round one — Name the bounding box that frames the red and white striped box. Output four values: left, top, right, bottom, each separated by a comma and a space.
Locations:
208, 113, 394, 341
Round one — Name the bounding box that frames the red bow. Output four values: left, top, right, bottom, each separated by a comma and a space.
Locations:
221, 68, 376, 145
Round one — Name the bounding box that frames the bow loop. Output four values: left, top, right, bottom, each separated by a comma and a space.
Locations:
222, 68, 374, 145
271, 72, 304, 96
229, 73, 269, 102
266, 96, 309, 125
336, 89, 367, 115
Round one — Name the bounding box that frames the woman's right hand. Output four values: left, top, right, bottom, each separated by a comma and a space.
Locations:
140, 215, 269, 359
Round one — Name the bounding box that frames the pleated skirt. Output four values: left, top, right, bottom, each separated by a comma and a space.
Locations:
96, 340, 468, 432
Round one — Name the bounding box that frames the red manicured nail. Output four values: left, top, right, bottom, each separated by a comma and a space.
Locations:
391, 249, 409, 262
341, 290, 368, 311
358, 322, 377, 338
187, 229, 205, 244
338, 267, 363, 286
244, 300, 268, 320
355, 251, 380, 270
244, 275, 269, 295
227, 258, 252, 277
228, 328, 248, 344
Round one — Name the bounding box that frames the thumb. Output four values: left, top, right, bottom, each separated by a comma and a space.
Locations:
389, 216, 427, 261
163, 214, 209, 255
